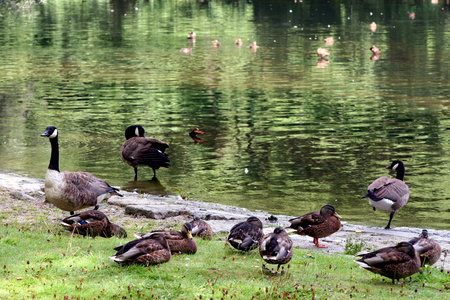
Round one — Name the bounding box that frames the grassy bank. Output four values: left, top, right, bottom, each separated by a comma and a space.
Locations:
1, 220, 449, 300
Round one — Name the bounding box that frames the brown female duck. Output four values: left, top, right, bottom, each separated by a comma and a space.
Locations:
120, 125, 170, 179
212, 40, 221, 47
188, 217, 213, 240
136, 223, 197, 254
361, 160, 409, 229
110, 233, 171, 265
259, 227, 293, 273
227, 216, 264, 251
60, 210, 127, 238
187, 31, 196, 39
409, 229, 441, 266
355, 242, 421, 284
287, 204, 341, 248
317, 47, 330, 59
324, 36, 334, 46
249, 41, 258, 52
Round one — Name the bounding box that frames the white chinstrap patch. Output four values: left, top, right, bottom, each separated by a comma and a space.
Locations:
49, 129, 58, 139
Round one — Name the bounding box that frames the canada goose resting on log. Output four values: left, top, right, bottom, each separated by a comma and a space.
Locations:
41, 126, 122, 215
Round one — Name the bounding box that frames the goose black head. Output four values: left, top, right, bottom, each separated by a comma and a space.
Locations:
41, 126, 58, 139
125, 125, 146, 140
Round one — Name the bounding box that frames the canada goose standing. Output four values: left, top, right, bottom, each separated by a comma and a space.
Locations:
362, 160, 409, 229
409, 229, 442, 266
59, 210, 127, 238
259, 227, 293, 273
41, 126, 122, 215
355, 242, 420, 284
120, 125, 170, 179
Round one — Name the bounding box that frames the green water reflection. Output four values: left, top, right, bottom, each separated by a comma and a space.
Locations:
0, 0, 449, 229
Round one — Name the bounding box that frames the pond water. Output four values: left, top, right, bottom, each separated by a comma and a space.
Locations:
0, 0, 449, 230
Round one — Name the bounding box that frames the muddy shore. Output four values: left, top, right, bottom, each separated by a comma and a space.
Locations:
1, 172, 449, 269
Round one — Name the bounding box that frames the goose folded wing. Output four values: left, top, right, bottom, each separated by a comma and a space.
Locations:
371, 179, 409, 201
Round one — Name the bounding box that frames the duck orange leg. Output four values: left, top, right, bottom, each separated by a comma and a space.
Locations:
313, 238, 327, 248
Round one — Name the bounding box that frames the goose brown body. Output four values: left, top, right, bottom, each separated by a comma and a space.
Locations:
409, 229, 441, 266
259, 227, 293, 272
287, 204, 341, 248
110, 233, 171, 265
60, 210, 127, 238
227, 216, 264, 251
120, 125, 170, 179
136, 223, 197, 254
41, 126, 122, 215
355, 242, 421, 284
362, 160, 409, 229
188, 217, 213, 240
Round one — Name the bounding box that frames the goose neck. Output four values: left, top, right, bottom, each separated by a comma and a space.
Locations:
48, 136, 60, 171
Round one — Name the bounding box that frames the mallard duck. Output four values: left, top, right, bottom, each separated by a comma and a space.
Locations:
41, 126, 122, 215
355, 242, 421, 284
370, 22, 377, 32
259, 227, 293, 273
120, 125, 170, 179
189, 127, 205, 138
226, 216, 264, 251
409, 229, 441, 266
188, 217, 213, 240
317, 47, 330, 59
110, 233, 171, 265
189, 127, 205, 143
212, 40, 221, 47
136, 223, 197, 254
249, 41, 258, 51
324, 36, 334, 46
287, 204, 341, 248
187, 31, 196, 39
361, 160, 409, 229
60, 210, 127, 238
370, 46, 381, 55
235, 38, 243, 47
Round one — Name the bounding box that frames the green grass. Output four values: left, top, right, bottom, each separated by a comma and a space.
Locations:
1, 222, 449, 300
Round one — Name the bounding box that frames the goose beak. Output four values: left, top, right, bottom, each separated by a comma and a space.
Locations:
333, 212, 342, 219
41, 131, 50, 137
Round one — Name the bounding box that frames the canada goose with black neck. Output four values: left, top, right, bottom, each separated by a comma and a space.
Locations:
41, 126, 122, 215
362, 160, 409, 229
120, 125, 170, 179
